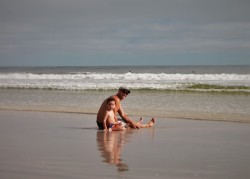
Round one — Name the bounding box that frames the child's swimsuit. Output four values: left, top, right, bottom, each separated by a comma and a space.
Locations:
96, 121, 114, 130
109, 124, 115, 128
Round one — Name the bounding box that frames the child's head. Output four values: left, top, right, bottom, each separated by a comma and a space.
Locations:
106, 97, 116, 110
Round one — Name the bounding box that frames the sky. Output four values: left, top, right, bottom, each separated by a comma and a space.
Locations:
0, 0, 250, 66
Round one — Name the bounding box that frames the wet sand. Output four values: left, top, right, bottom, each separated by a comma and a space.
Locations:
0, 110, 250, 179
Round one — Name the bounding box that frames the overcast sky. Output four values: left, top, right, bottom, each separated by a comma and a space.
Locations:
0, 0, 250, 66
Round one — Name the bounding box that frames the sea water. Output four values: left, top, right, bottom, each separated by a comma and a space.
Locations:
0, 66, 249, 122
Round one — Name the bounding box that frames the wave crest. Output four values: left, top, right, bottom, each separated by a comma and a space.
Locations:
0, 72, 249, 92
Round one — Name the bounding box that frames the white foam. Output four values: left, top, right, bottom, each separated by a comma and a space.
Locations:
0, 72, 249, 91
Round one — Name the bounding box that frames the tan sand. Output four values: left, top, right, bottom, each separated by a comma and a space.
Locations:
0, 110, 250, 179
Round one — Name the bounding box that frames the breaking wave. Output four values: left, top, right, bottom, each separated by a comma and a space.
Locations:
0, 72, 249, 92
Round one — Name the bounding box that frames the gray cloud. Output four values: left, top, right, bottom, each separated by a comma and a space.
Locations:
1, 0, 249, 23
0, 0, 250, 65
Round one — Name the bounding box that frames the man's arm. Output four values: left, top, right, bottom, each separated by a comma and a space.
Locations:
114, 111, 118, 123
118, 107, 140, 129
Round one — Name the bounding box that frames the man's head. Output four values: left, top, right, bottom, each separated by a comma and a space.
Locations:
119, 87, 130, 94
118, 87, 130, 100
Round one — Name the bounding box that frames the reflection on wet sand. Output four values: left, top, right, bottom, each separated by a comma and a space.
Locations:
96, 130, 129, 172
96, 128, 155, 173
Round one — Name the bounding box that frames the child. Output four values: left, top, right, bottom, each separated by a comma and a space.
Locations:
97, 97, 125, 131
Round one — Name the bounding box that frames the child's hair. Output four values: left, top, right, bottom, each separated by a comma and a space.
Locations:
107, 97, 116, 104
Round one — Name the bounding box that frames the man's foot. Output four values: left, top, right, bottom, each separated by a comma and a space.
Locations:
139, 117, 143, 124
147, 118, 155, 127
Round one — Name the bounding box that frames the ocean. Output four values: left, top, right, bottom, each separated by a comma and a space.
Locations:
0, 65, 250, 122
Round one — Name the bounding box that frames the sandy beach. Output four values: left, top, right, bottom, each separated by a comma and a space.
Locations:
0, 110, 250, 179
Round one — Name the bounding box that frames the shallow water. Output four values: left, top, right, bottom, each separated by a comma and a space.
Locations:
0, 89, 249, 122
1, 65, 249, 122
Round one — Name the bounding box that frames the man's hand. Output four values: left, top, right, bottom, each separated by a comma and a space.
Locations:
131, 121, 140, 129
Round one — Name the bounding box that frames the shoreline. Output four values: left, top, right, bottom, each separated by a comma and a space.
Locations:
1, 108, 249, 124
1, 88, 249, 124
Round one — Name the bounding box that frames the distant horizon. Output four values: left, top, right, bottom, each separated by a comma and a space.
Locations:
1, 64, 249, 67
